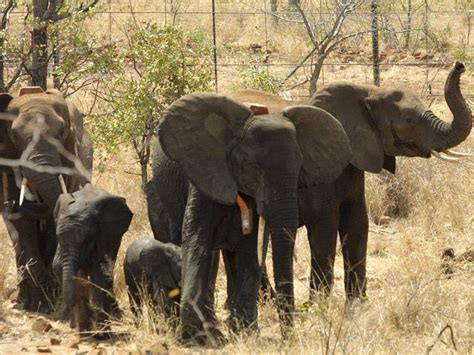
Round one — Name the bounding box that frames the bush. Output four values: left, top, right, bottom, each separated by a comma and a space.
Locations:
88, 24, 213, 187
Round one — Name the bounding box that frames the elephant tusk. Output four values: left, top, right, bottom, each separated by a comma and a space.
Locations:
442, 149, 472, 157
58, 175, 68, 194
236, 195, 252, 235
257, 216, 266, 267
19, 177, 28, 206
431, 150, 459, 162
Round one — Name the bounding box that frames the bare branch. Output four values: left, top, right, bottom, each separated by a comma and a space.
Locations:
1, 0, 16, 31
294, 2, 318, 47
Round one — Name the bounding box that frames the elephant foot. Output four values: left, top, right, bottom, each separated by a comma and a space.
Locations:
180, 325, 227, 348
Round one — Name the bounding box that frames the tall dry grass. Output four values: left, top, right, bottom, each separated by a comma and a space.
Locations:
0, 1, 473, 353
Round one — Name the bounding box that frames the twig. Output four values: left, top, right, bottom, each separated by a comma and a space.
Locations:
426, 324, 457, 354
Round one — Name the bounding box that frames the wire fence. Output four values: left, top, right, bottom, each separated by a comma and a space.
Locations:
3, 1, 473, 100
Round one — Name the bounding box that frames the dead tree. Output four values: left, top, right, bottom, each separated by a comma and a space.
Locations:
283, 0, 367, 96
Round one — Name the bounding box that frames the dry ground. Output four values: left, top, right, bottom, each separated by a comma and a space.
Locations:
0, 65, 472, 354
0, 1, 473, 353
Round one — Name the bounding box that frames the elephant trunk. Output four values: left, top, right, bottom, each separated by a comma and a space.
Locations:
425, 62, 472, 151
22, 139, 64, 211
264, 176, 298, 329
62, 243, 79, 310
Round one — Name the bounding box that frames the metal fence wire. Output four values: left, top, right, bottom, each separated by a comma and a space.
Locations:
3, 1, 473, 99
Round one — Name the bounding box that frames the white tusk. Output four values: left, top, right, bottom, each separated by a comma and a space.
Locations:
257, 216, 266, 267
19, 177, 28, 206
442, 149, 472, 157
431, 150, 459, 162
58, 175, 68, 194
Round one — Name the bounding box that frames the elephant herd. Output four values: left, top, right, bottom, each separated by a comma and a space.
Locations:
0, 61, 471, 346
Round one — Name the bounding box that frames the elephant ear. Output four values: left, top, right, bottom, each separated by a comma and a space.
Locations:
158, 93, 252, 205
0, 93, 15, 164
283, 105, 352, 185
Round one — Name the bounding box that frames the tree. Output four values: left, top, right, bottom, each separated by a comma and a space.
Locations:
282, 0, 367, 96
89, 24, 213, 189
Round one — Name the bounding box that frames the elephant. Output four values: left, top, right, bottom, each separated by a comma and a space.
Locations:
146, 92, 352, 345
0, 86, 93, 313
52, 183, 133, 337
230, 61, 472, 301
124, 237, 181, 322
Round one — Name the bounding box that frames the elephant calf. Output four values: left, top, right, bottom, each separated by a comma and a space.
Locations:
124, 238, 181, 322
53, 184, 133, 337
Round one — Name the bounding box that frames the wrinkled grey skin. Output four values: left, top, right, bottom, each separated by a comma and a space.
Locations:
232, 62, 472, 301
0, 89, 93, 313
52, 184, 133, 336
124, 238, 181, 322
147, 93, 352, 345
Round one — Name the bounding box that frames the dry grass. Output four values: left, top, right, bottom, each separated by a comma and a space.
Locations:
0, 1, 473, 353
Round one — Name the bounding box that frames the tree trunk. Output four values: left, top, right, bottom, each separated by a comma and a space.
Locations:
31, 0, 49, 90
309, 57, 324, 97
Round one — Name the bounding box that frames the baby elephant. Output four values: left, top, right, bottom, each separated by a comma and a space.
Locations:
53, 184, 133, 337
124, 238, 181, 321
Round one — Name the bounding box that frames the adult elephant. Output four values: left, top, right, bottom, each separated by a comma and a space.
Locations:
0, 87, 93, 313
231, 61, 472, 300
147, 93, 351, 345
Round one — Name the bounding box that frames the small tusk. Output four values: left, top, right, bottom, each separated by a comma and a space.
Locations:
257, 216, 266, 267
58, 175, 68, 194
442, 149, 472, 157
431, 150, 459, 162
19, 177, 28, 206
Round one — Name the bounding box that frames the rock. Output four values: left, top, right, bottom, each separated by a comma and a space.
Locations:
68, 340, 80, 349
144, 341, 168, 354
36, 345, 52, 353
0, 324, 11, 335
31, 317, 53, 333
374, 215, 391, 226
50, 337, 61, 345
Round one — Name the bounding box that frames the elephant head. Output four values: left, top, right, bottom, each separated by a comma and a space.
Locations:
0, 87, 91, 214
311, 61, 472, 173
158, 93, 351, 325
55, 184, 133, 310
141, 242, 181, 317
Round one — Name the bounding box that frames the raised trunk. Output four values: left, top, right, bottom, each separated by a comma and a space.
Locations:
425, 62, 472, 151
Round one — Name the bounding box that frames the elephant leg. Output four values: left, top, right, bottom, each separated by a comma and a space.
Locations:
222, 249, 236, 310
89, 261, 119, 336
259, 265, 275, 303
124, 267, 142, 319
339, 193, 368, 300
3, 211, 54, 313
73, 269, 93, 337
298, 186, 338, 299
228, 225, 261, 333
180, 187, 225, 346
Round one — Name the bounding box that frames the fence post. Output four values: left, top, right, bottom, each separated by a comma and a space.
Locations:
371, 0, 380, 86
211, 0, 218, 92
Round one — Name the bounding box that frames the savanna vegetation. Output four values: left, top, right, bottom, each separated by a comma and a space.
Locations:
0, 0, 472, 353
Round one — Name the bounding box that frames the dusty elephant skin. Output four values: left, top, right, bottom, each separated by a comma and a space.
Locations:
146, 93, 352, 345
52, 184, 133, 338
232, 61, 472, 301
124, 238, 181, 322
0, 88, 93, 313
